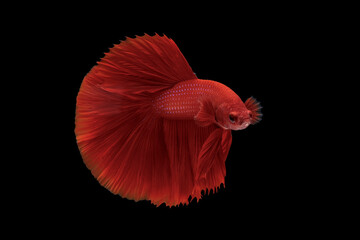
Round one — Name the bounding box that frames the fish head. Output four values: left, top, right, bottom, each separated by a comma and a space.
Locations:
215, 102, 252, 131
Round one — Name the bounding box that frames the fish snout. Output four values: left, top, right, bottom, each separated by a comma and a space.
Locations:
237, 118, 251, 130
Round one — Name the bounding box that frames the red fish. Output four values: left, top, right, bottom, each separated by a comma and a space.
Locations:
75, 33, 262, 206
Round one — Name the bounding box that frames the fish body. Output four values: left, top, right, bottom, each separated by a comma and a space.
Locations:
154, 79, 239, 119
75, 34, 262, 206
154, 79, 256, 130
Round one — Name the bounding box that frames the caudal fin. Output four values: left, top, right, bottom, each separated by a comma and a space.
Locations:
75, 34, 199, 206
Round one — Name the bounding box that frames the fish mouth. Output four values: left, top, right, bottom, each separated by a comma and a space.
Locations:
233, 119, 251, 130
238, 122, 250, 130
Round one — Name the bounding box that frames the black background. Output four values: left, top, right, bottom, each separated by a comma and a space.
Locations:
31, 7, 327, 230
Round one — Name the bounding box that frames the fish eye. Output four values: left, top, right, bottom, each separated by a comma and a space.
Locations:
249, 112, 253, 118
229, 114, 235, 123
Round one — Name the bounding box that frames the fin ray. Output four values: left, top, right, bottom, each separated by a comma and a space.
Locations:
245, 96, 262, 124
194, 100, 216, 127
92, 34, 197, 94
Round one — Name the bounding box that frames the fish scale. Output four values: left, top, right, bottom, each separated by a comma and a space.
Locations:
153, 79, 239, 119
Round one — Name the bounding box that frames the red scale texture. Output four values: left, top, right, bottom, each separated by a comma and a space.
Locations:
153, 80, 240, 119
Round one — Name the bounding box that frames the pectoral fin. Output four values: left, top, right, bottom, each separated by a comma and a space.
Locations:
194, 100, 216, 127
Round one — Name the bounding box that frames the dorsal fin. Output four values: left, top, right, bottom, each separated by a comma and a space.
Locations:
89, 33, 197, 94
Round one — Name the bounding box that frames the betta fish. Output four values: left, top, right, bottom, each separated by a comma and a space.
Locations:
75, 33, 262, 207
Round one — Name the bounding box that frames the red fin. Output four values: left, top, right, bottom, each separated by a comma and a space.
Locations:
245, 96, 263, 124
75, 34, 230, 207
196, 129, 223, 180
161, 120, 216, 206
76, 96, 228, 207
194, 100, 216, 127
221, 130, 232, 156
192, 129, 232, 201
76, 34, 198, 207
91, 33, 197, 95
76, 90, 170, 205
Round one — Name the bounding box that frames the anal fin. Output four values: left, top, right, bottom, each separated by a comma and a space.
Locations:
196, 128, 223, 180
192, 128, 232, 200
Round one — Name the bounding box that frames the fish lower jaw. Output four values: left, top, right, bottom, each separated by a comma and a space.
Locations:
233, 122, 250, 131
